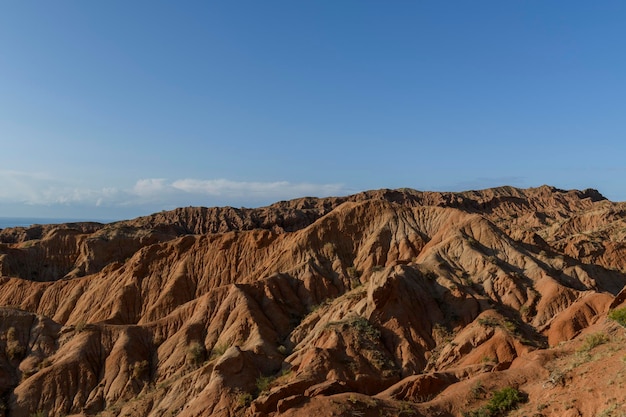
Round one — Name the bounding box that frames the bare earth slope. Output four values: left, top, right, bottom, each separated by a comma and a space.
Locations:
0, 185, 625, 417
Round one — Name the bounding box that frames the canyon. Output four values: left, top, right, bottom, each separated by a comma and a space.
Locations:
1, 185, 626, 416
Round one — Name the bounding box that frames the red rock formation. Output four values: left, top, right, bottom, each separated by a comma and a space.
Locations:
0, 185, 624, 416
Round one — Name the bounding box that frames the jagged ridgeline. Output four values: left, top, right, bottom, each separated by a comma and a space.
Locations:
1, 185, 626, 417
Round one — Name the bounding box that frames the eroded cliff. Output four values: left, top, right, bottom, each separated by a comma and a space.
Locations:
0, 185, 625, 417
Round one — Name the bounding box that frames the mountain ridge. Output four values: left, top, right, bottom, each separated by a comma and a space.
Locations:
0, 185, 625, 417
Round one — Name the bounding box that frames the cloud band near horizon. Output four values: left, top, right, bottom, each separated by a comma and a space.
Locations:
0, 171, 347, 209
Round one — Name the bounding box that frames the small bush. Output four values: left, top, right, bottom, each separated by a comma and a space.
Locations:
236, 391, 253, 408
463, 387, 524, 417
38, 358, 52, 370
21, 368, 37, 381
470, 381, 486, 399
463, 409, 490, 417
75, 321, 87, 333
351, 317, 381, 340
322, 242, 335, 253
432, 323, 452, 343
187, 341, 206, 367
608, 307, 626, 327
256, 374, 276, 394
502, 320, 517, 334
210, 343, 229, 360
546, 369, 566, 387
132, 360, 149, 380
6, 327, 25, 361
7, 327, 17, 339
279, 368, 292, 378
577, 332, 609, 353
308, 298, 331, 314
486, 387, 523, 414
477, 317, 499, 328
350, 277, 362, 289
346, 266, 361, 279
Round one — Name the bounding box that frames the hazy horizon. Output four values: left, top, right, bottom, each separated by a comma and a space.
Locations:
0, 183, 615, 226
2, 2, 625, 219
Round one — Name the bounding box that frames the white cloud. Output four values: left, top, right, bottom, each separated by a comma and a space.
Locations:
0, 171, 346, 211
133, 179, 168, 197
171, 178, 343, 198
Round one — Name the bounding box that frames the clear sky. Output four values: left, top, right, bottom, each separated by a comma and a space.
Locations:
1, 1, 625, 221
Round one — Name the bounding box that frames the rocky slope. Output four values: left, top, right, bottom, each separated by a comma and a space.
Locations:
0, 185, 625, 417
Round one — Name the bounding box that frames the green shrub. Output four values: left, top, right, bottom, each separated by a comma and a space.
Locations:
236, 391, 253, 408
577, 332, 609, 353
210, 342, 229, 360
470, 381, 486, 400
351, 317, 381, 339
502, 320, 517, 334
477, 317, 499, 328
186, 341, 206, 367
256, 374, 276, 394
6, 327, 25, 361
463, 386, 524, 417
486, 387, 523, 414
463, 409, 491, 417
398, 401, 417, 415
608, 307, 626, 327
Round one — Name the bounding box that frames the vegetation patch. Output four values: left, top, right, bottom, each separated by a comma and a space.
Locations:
477, 317, 499, 328
255, 374, 276, 394
347, 266, 363, 289
75, 321, 87, 333
577, 332, 609, 353
463, 387, 525, 417
235, 390, 253, 408
132, 360, 149, 380
308, 298, 332, 314
5, 327, 25, 361
346, 266, 361, 279
186, 341, 206, 367
210, 342, 229, 360
470, 381, 486, 400
326, 316, 380, 339
609, 307, 626, 328
38, 358, 52, 370
351, 316, 381, 340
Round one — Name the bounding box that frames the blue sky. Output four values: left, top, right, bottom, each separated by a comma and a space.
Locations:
1, 2, 625, 221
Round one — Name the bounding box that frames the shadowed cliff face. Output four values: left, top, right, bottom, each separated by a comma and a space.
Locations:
0, 185, 625, 417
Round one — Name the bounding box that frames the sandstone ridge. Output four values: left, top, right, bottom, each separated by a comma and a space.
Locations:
0, 185, 625, 417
